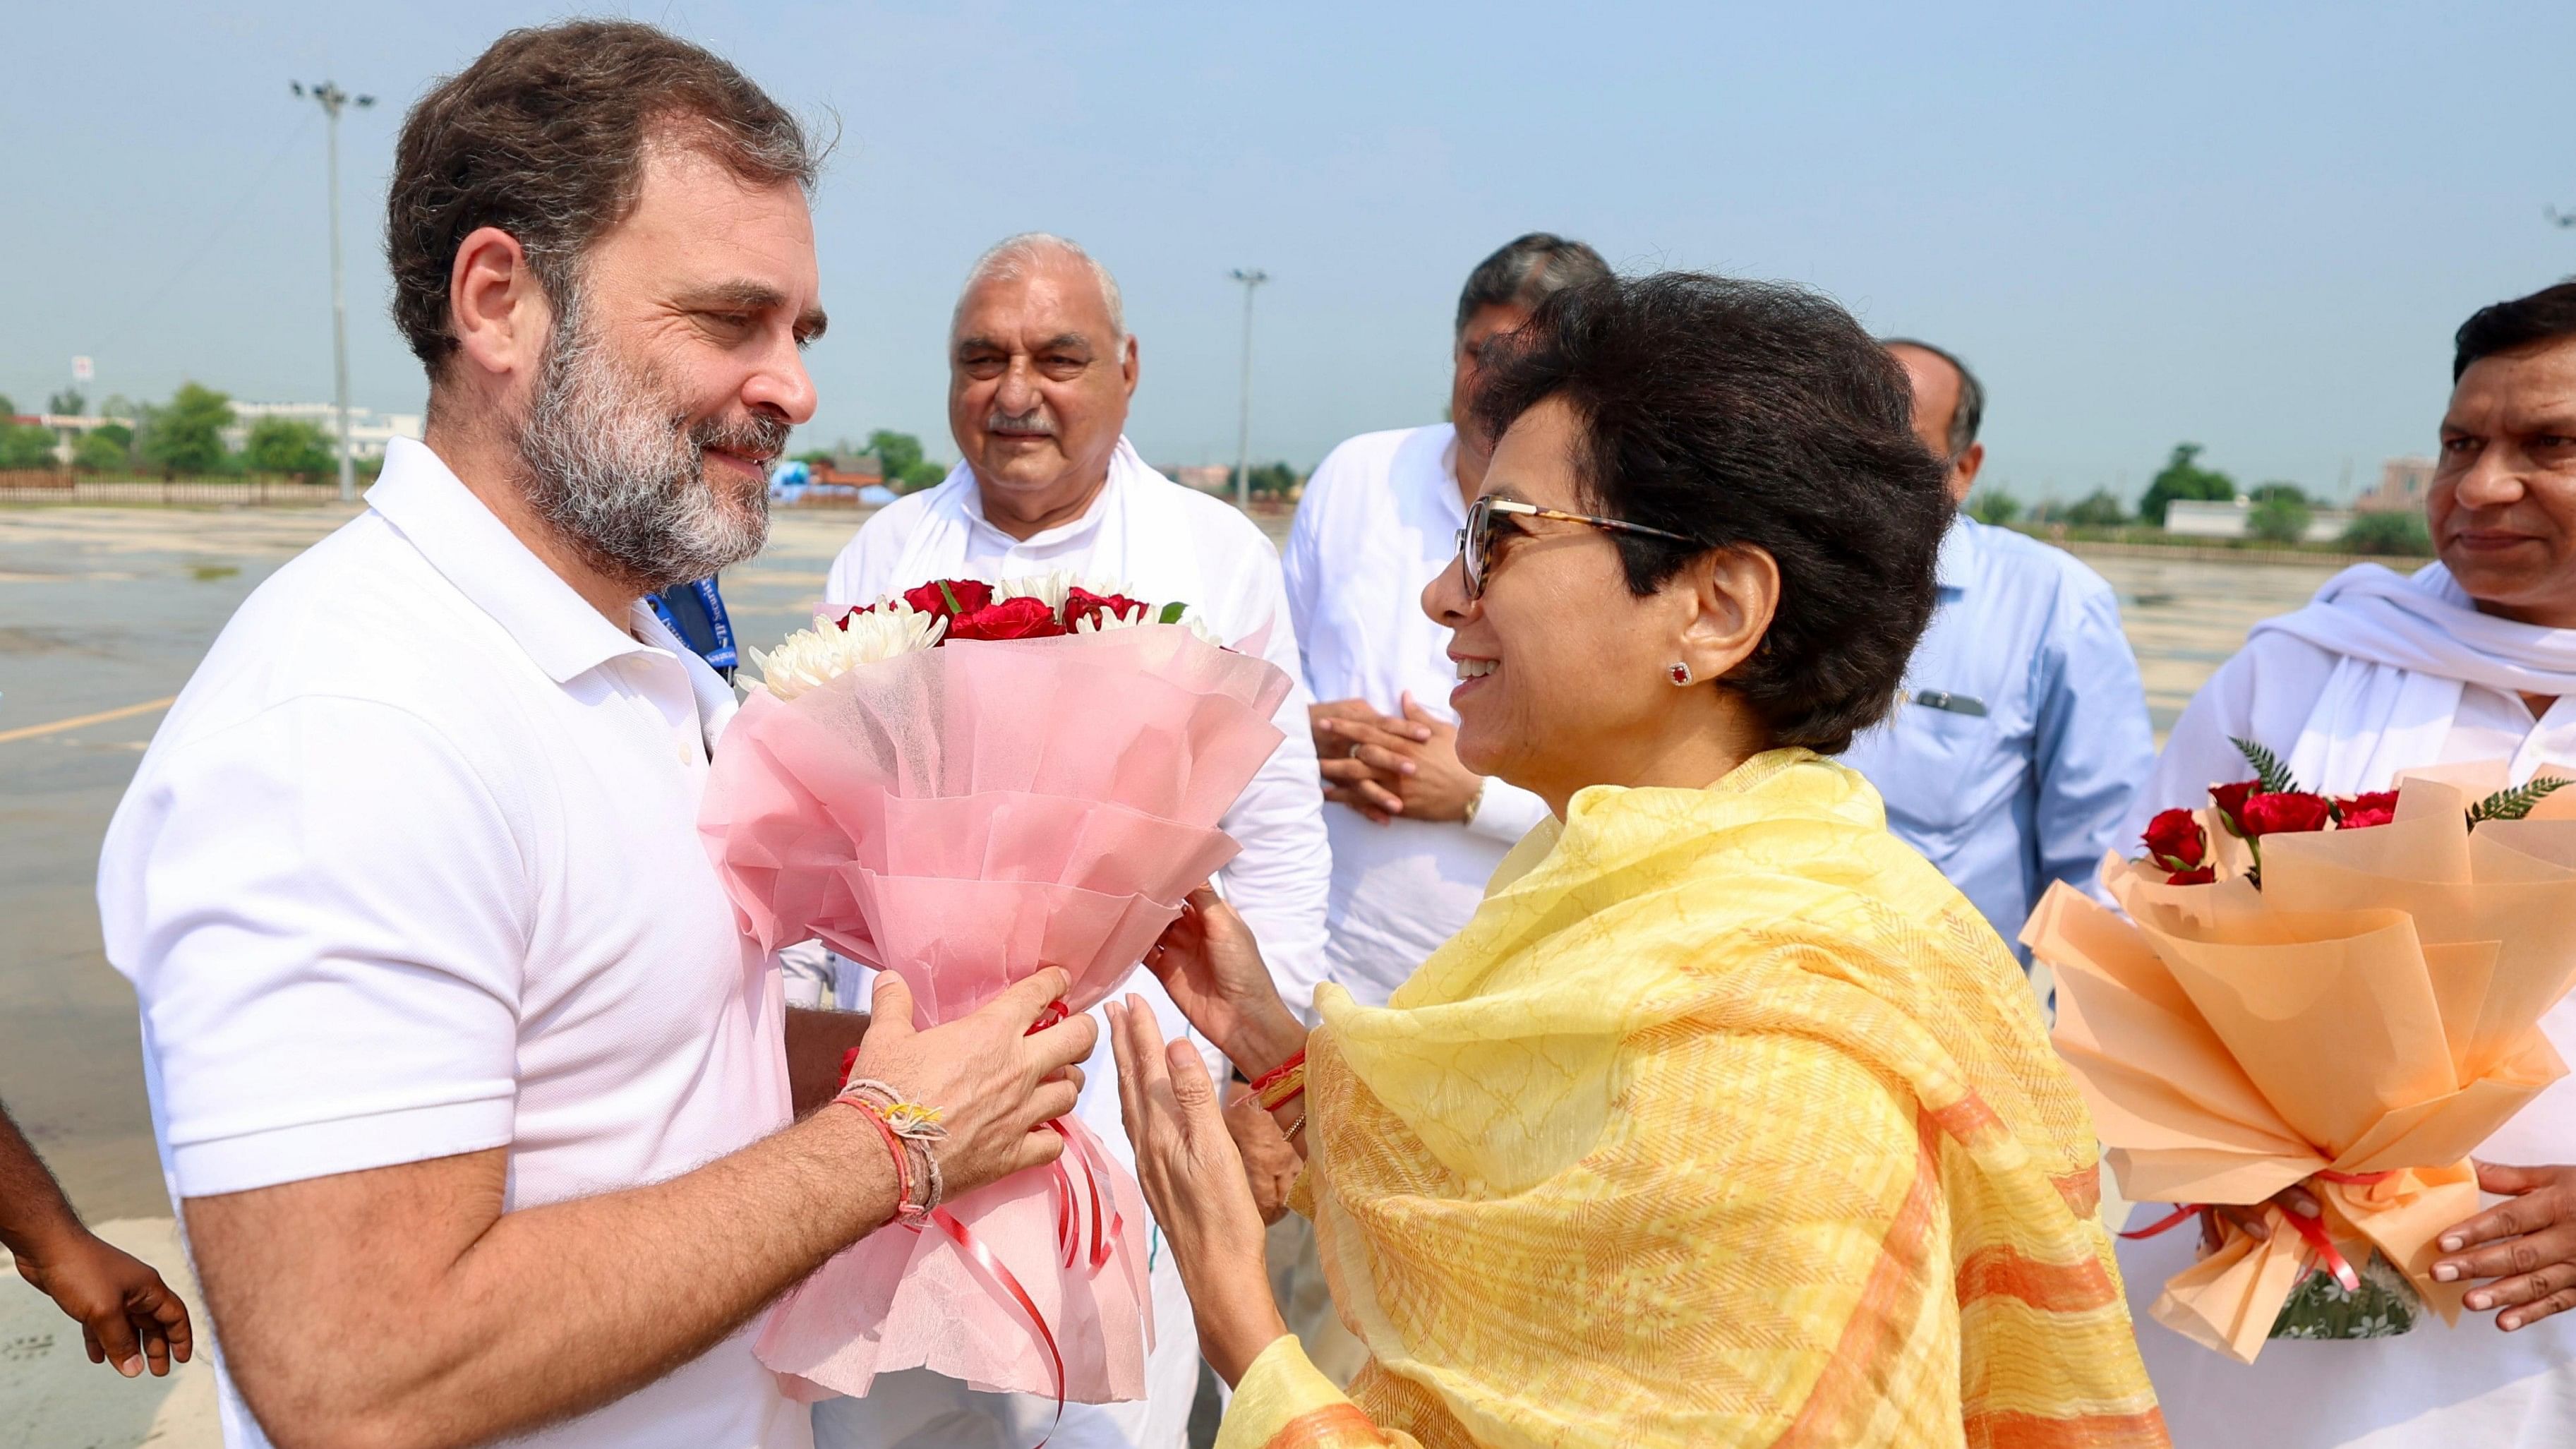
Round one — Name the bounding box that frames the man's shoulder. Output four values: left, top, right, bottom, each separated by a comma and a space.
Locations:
157, 514, 534, 753
1960, 519, 2115, 596
1308, 425, 1448, 500
1137, 466, 1282, 558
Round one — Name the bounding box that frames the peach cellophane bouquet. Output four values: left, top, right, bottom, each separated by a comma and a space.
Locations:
697, 575, 1291, 1404
2023, 760, 2576, 1363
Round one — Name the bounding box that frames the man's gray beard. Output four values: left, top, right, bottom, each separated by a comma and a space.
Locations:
513, 301, 782, 595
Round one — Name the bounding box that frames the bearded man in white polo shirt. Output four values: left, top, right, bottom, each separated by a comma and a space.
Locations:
95, 23, 1094, 1449
812, 232, 1332, 1449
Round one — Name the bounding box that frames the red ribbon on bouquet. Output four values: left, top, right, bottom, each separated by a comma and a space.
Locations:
2119, 1170, 2400, 1294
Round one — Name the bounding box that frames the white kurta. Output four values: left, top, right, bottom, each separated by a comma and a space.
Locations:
1282, 423, 1551, 1007
812, 440, 1332, 1449
2125, 562, 2576, 1448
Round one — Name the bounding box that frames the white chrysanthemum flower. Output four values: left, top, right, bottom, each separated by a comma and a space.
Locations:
1068, 600, 1224, 647
994, 570, 1115, 611
752, 604, 946, 700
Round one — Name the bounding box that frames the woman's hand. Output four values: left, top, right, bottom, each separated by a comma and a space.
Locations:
2433, 1162, 2576, 1331
1226, 1083, 1302, 1225
2199, 1183, 2322, 1251
1148, 886, 1307, 1081
848, 969, 1095, 1203
1109, 994, 1287, 1387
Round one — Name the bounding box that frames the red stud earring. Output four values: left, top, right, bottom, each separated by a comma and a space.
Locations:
1668, 662, 1695, 686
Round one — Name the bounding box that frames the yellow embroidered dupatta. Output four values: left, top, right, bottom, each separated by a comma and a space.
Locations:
1220, 750, 2165, 1449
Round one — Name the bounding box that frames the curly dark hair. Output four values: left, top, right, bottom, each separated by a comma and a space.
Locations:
385, 20, 824, 383
1470, 272, 1950, 754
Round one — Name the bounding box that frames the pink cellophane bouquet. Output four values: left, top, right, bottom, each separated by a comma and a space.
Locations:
699, 574, 1291, 1405
2023, 750, 2576, 1363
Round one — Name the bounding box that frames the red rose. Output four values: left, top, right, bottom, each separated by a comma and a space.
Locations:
2209, 779, 2261, 834
2334, 790, 2400, 830
902, 578, 995, 621
946, 596, 1069, 641
2239, 791, 2334, 838
2141, 808, 2209, 872
1064, 587, 1152, 631
829, 603, 874, 630
2165, 866, 2217, 886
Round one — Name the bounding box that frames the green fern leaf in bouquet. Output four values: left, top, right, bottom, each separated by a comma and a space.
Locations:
2231, 736, 2300, 795
2467, 776, 2573, 824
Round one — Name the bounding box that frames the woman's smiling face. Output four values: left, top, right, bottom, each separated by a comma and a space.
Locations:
1422, 396, 1708, 807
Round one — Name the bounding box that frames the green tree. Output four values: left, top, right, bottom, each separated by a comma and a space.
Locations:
2341, 510, 2433, 557
0, 423, 57, 469
2137, 443, 2237, 527
242, 416, 335, 477
2062, 488, 2129, 527
73, 431, 130, 471
1229, 461, 1300, 498
142, 382, 235, 476
47, 387, 86, 416
2247, 492, 2313, 544
864, 429, 948, 490
2248, 481, 2308, 505
1966, 487, 2022, 526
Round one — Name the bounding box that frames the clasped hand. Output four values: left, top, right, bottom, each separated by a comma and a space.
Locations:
1311, 695, 1482, 825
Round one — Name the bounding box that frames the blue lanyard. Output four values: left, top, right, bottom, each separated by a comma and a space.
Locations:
649, 577, 738, 673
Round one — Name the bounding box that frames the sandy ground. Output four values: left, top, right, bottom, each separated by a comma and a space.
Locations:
0, 500, 2335, 1447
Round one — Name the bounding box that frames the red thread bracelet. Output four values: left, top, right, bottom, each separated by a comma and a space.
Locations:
840, 1096, 920, 1221
1248, 1048, 1306, 1097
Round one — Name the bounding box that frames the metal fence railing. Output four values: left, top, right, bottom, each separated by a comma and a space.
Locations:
0, 471, 354, 506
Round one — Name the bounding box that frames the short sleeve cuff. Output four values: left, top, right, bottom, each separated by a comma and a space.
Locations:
170, 1094, 517, 1199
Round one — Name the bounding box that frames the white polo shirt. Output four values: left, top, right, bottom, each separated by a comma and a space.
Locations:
97, 438, 804, 1449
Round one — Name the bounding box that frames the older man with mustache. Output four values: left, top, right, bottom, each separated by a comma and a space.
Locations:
814, 233, 1332, 1449
95, 23, 1093, 1449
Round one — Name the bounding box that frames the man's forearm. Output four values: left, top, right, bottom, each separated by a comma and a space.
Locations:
0, 1102, 83, 1259
188, 1105, 896, 1449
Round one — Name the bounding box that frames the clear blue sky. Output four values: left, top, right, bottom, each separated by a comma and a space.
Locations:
6, 1, 2574, 502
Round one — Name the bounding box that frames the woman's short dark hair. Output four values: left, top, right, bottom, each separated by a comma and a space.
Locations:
1471, 272, 1950, 754
2455, 279, 2576, 381
385, 20, 824, 379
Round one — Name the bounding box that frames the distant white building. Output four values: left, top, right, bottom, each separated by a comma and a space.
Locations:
2354, 456, 2436, 515
221, 402, 424, 460
2165, 497, 2354, 544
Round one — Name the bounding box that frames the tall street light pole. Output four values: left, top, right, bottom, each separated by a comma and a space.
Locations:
1229, 268, 1268, 511
295, 80, 375, 502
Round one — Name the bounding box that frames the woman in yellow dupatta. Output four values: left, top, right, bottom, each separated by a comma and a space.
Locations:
1109, 273, 2165, 1448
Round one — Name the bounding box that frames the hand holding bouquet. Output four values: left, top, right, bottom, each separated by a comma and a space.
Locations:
699, 573, 1292, 1405
2026, 747, 2576, 1362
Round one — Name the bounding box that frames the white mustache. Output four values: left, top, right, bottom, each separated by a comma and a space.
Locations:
987, 410, 1055, 438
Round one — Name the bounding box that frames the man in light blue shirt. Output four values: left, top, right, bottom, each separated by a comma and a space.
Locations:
1841, 339, 2154, 962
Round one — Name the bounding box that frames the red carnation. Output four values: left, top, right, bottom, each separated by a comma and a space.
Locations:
947, 596, 1069, 642
902, 578, 995, 621
2334, 790, 2400, 831
2210, 779, 2261, 835
1064, 587, 1152, 631
2165, 866, 2217, 886
2239, 791, 2335, 838
2141, 808, 2210, 872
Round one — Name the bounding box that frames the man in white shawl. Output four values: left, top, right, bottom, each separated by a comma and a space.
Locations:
809, 233, 1332, 1449
2126, 278, 2576, 1446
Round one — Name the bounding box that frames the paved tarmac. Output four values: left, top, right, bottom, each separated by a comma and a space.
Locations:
0, 499, 2347, 1447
